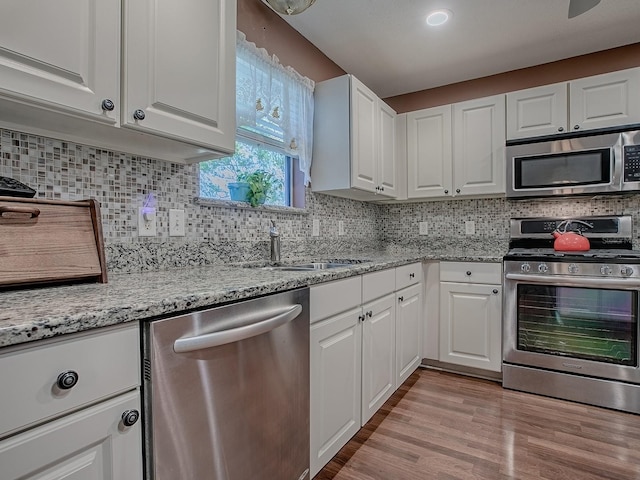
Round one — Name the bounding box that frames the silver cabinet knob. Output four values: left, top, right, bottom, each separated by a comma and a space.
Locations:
121, 409, 140, 427
492, 289, 499, 295
466, 271, 472, 276
366, 310, 373, 318
101, 99, 115, 112
398, 296, 404, 302
133, 109, 146, 121
456, 188, 461, 194
574, 125, 580, 130
409, 273, 415, 278
57, 370, 79, 390
444, 189, 449, 194
558, 126, 564, 132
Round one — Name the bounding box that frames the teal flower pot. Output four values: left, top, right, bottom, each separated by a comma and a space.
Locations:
228, 182, 250, 202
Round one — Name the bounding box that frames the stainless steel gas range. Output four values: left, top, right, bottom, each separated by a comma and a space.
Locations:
502, 215, 640, 414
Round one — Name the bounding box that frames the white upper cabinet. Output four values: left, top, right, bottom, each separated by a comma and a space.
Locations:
0, 0, 236, 163
507, 68, 640, 140
123, 0, 236, 153
0, 0, 120, 124
312, 74, 397, 200
570, 68, 640, 131
453, 95, 506, 196
506, 83, 568, 138
406, 95, 505, 199
406, 105, 453, 198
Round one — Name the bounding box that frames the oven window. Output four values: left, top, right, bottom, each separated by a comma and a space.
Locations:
517, 285, 637, 366
514, 149, 611, 189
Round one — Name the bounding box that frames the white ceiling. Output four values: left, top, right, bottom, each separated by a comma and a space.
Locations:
280, 0, 640, 98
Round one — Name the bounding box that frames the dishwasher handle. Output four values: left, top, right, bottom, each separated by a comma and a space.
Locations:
173, 304, 303, 353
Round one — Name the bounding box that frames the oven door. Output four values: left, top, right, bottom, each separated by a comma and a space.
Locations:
504, 269, 640, 383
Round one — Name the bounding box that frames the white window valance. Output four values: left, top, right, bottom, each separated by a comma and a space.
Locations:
236, 30, 315, 185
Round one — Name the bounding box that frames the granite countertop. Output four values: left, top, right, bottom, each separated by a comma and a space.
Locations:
0, 246, 506, 348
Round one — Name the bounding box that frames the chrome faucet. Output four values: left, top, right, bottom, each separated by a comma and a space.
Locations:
270, 220, 281, 263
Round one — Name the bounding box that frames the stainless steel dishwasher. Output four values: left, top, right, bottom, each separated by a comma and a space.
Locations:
142, 288, 310, 480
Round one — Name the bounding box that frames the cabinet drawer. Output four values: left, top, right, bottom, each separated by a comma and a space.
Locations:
0, 323, 140, 439
310, 276, 362, 323
362, 268, 396, 304
395, 262, 422, 290
440, 262, 502, 284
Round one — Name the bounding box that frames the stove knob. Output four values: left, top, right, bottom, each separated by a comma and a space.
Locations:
538, 263, 549, 274
568, 263, 579, 274
600, 265, 612, 275
621, 266, 634, 277
521, 263, 531, 273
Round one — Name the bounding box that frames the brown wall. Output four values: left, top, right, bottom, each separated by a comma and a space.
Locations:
237, 0, 345, 83
385, 43, 640, 113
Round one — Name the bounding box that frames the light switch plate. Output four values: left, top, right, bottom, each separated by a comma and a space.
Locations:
169, 209, 186, 237
312, 219, 320, 237
465, 220, 475, 235
138, 207, 157, 237
338, 220, 345, 236
419, 222, 428, 235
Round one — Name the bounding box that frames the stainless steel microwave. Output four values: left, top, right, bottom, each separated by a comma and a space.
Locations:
506, 129, 640, 198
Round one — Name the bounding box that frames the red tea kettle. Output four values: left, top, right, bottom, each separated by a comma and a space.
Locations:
552, 220, 592, 251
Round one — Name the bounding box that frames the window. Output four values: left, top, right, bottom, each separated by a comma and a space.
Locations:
198, 31, 314, 207
200, 139, 292, 206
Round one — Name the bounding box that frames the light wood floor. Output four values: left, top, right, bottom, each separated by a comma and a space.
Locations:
315, 368, 640, 480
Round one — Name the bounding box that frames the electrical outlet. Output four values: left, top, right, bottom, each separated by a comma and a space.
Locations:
338, 220, 345, 236
138, 207, 157, 237
169, 209, 186, 237
312, 219, 320, 237
465, 220, 475, 235
419, 221, 428, 235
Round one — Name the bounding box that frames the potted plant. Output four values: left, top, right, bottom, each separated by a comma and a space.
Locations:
237, 170, 275, 207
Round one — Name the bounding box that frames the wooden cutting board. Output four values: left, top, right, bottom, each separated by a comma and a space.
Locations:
0, 197, 107, 287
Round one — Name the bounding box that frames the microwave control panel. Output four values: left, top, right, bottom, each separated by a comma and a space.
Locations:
623, 145, 640, 182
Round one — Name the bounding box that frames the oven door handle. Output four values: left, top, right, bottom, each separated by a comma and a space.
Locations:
173, 304, 303, 353
505, 273, 640, 288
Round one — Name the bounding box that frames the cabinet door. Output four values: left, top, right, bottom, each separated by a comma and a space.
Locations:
506, 83, 568, 139
406, 105, 453, 198
123, 0, 236, 153
378, 101, 397, 198
361, 294, 396, 425
396, 283, 422, 387
351, 77, 378, 193
310, 308, 362, 478
570, 68, 640, 132
453, 95, 506, 196
0, 0, 120, 123
0, 390, 142, 480
439, 282, 502, 372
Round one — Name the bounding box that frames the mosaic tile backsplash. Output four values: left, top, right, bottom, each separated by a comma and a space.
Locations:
3, 127, 640, 273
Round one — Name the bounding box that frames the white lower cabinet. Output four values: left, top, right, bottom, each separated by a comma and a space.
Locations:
0, 323, 142, 480
439, 262, 502, 372
0, 390, 142, 480
310, 263, 423, 477
395, 282, 423, 387
310, 306, 362, 477
361, 293, 396, 425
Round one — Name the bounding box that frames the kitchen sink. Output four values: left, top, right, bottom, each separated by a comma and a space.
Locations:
256, 259, 370, 271
263, 262, 355, 271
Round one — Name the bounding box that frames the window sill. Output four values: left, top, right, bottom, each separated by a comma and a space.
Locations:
194, 197, 308, 215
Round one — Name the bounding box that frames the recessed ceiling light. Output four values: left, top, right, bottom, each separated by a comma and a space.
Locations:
426, 9, 452, 27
